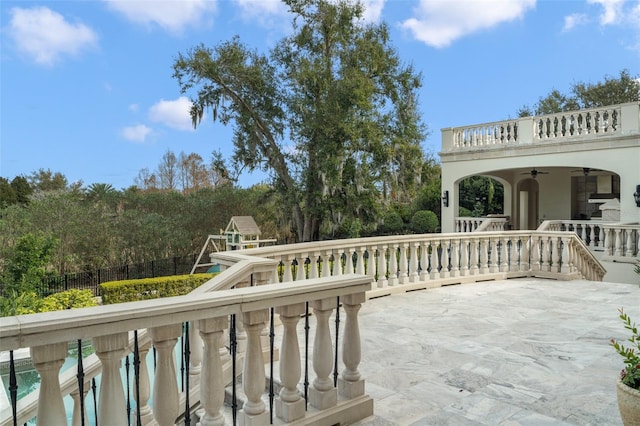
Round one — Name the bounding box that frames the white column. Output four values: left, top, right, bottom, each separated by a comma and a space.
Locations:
150, 324, 182, 426
198, 316, 228, 426
32, 342, 68, 426
240, 310, 270, 425
339, 293, 365, 399
275, 303, 306, 422
309, 298, 337, 410
94, 332, 129, 426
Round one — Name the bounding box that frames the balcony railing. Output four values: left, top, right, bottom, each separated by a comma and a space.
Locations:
539, 220, 640, 261
1, 231, 606, 425
441, 102, 640, 152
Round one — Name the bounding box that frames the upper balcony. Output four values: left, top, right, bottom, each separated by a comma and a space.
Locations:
440, 102, 640, 157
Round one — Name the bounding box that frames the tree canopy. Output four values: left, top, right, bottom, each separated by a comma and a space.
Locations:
518, 69, 640, 116
173, 0, 426, 241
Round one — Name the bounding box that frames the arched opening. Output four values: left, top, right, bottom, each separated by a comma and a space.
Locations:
457, 176, 504, 217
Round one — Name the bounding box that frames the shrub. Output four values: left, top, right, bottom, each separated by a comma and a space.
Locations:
411, 210, 439, 234
382, 211, 404, 235
458, 206, 472, 217
1, 289, 97, 316
100, 273, 215, 304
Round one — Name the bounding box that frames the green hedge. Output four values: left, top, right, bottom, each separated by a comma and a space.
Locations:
100, 273, 215, 305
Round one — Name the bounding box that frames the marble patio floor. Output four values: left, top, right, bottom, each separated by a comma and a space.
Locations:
350, 278, 640, 426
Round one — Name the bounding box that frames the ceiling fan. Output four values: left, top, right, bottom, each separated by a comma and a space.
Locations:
521, 169, 549, 179
571, 167, 603, 176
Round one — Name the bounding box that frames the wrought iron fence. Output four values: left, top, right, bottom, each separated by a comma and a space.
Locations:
37, 254, 201, 297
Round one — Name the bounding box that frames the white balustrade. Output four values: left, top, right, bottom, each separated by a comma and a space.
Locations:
4, 229, 612, 426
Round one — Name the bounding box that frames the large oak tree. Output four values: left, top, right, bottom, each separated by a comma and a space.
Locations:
173, 0, 425, 241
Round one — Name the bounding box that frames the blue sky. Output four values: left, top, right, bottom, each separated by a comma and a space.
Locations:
1, 0, 638, 190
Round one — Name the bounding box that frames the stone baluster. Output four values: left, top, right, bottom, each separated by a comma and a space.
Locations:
625, 229, 634, 257
94, 333, 129, 426
597, 226, 604, 249
589, 225, 596, 248
32, 343, 68, 426
198, 316, 228, 426
309, 253, 320, 279
283, 255, 294, 282
296, 255, 308, 281
440, 240, 450, 279
398, 243, 409, 284
71, 380, 90, 426
356, 246, 366, 276
500, 236, 510, 272
334, 250, 344, 276
449, 239, 460, 278
388, 244, 398, 286
614, 229, 623, 257
346, 249, 355, 274
541, 236, 551, 272
489, 239, 499, 273
134, 340, 154, 424
377, 246, 388, 287
551, 237, 560, 273
409, 242, 420, 282
519, 236, 530, 271
275, 303, 306, 422
150, 324, 181, 426
459, 239, 469, 276
339, 292, 365, 399
323, 250, 332, 277
560, 235, 571, 275
310, 298, 337, 410
189, 321, 203, 384
240, 309, 269, 424
469, 238, 479, 275
479, 238, 489, 274
429, 241, 439, 280
419, 241, 430, 280
530, 236, 541, 272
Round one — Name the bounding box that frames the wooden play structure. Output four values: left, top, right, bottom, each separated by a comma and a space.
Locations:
190, 216, 276, 274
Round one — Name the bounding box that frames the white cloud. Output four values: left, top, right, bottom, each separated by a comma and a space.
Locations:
563, 13, 588, 31
233, 0, 291, 31
148, 96, 197, 131
103, 0, 218, 33
588, 0, 625, 25
360, 0, 386, 23
401, 0, 536, 48
7, 6, 98, 66
232, 0, 385, 31
122, 124, 152, 143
